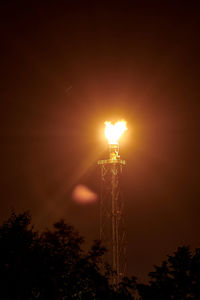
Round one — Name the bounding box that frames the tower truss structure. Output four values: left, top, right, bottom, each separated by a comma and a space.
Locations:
98, 144, 126, 285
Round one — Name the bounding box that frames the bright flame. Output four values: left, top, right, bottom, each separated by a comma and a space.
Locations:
104, 120, 127, 144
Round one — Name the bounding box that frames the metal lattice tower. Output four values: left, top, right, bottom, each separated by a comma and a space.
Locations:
98, 144, 126, 285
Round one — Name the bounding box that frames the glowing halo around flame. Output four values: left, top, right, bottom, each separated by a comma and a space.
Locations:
104, 120, 127, 144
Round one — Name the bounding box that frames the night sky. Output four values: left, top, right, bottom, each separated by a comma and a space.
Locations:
1, 1, 200, 281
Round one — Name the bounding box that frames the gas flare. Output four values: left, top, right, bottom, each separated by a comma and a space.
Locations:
104, 120, 127, 144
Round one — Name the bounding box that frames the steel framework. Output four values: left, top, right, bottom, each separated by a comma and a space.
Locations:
98, 144, 126, 285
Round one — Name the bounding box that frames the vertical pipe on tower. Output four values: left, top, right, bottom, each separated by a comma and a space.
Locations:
98, 144, 126, 285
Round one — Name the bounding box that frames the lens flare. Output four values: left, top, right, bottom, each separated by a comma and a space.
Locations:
104, 120, 127, 144
72, 184, 97, 204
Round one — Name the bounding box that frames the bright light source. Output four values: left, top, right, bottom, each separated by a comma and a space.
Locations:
104, 120, 127, 144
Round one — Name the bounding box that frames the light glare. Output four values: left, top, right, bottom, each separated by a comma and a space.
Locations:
72, 184, 97, 204
104, 120, 127, 144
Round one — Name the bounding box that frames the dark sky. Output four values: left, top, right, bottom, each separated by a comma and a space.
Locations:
1, 1, 200, 281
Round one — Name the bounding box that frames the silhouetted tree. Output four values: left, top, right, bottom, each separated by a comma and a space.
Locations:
0, 212, 136, 299
137, 246, 200, 300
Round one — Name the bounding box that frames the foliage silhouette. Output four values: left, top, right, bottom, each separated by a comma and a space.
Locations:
0, 212, 136, 299
2, 212, 200, 299
137, 246, 200, 300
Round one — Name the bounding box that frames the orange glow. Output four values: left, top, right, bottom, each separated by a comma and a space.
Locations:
72, 184, 97, 204
104, 120, 127, 144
